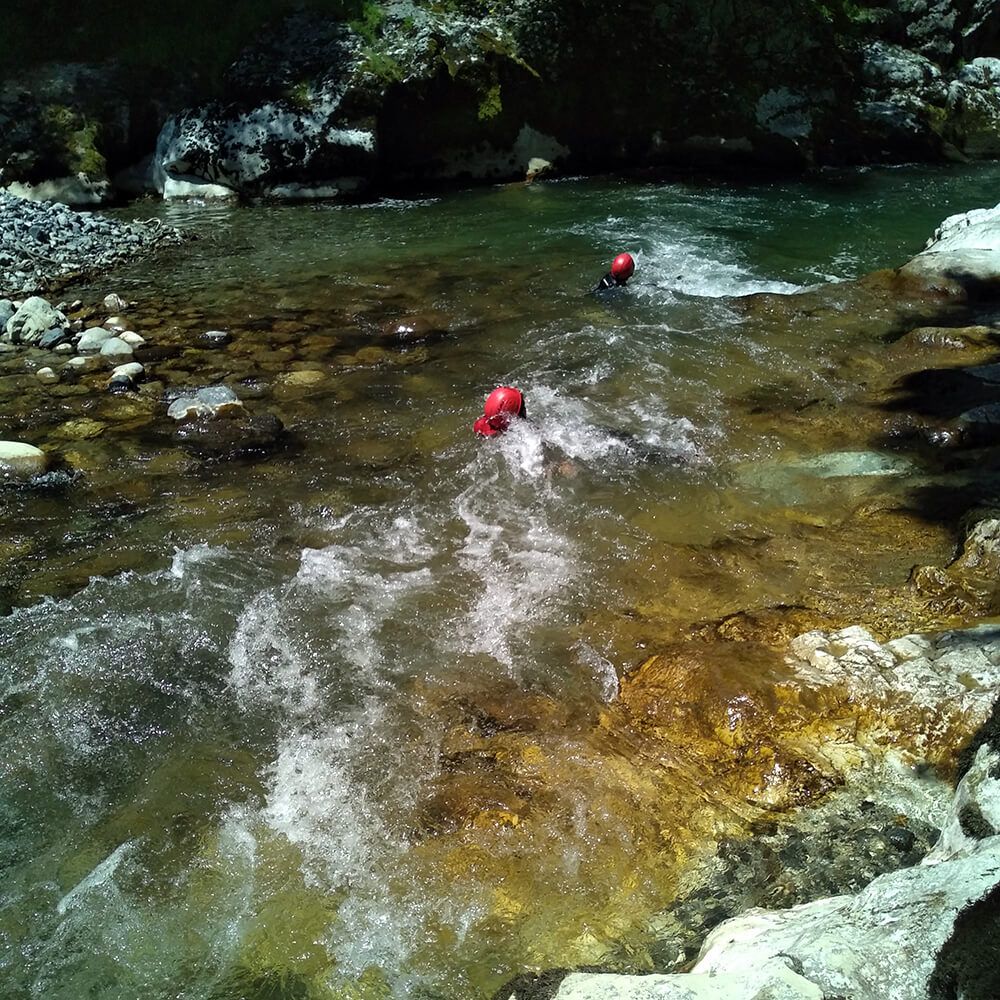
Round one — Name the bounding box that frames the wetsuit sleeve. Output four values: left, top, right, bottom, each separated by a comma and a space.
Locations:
592, 272, 616, 293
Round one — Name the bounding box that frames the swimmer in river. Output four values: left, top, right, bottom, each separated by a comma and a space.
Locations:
472, 385, 681, 474
593, 252, 635, 294
473, 386, 527, 437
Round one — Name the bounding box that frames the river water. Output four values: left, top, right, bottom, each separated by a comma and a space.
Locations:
3, 164, 1000, 999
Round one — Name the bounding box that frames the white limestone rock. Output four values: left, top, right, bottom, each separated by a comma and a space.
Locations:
900, 201, 1000, 286
98, 337, 133, 362
5, 174, 112, 207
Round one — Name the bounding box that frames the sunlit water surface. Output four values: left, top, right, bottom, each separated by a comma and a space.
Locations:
4, 164, 1000, 999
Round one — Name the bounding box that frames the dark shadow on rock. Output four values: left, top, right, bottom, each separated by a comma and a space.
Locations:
927, 881, 1000, 1000
878, 366, 1000, 420
493, 969, 604, 1000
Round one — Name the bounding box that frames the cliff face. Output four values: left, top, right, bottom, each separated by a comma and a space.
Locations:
2, 0, 999, 203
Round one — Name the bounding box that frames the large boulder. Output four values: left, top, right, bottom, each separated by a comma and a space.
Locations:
899, 201, 1000, 291
946, 58, 1000, 157
856, 41, 948, 158
0, 63, 128, 206
2, 296, 66, 345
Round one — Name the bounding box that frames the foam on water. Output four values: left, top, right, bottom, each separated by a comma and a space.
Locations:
576, 201, 803, 301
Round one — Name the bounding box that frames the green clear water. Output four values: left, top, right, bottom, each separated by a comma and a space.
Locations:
3, 163, 1000, 999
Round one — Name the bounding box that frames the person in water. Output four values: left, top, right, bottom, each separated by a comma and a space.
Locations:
593, 252, 635, 293
473, 385, 526, 437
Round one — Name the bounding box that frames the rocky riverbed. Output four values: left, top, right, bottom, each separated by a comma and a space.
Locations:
6, 181, 1000, 997
0, 191, 185, 296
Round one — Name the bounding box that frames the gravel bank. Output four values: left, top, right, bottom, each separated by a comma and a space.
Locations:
0, 192, 186, 296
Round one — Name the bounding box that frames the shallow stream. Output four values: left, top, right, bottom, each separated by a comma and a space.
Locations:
4, 163, 1000, 999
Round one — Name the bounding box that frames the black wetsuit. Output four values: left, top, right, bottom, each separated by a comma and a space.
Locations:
592, 272, 626, 294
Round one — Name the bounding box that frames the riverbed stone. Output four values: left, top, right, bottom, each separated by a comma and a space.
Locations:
53, 418, 106, 441
62, 355, 101, 374
3, 297, 66, 345
35, 367, 59, 385
167, 385, 245, 421
99, 337, 133, 362
102, 293, 129, 312
201, 329, 231, 347
118, 331, 145, 347
111, 362, 144, 380
37, 327, 71, 349
76, 326, 115, 353
174, 411, 284, 458
0, 441, 48, 478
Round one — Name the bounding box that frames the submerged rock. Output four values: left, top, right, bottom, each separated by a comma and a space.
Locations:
173, 412, 284, 458
167, 385, 245, 421
511, 671, 1000, 1000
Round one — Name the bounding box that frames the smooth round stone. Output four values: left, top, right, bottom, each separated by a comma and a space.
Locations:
35, 367, 59, 385
119, 331, 146, 347
112, 362, 144, 380
201, 329, 232, 347
54, 342, 73, 353
104, 316, 128, 332
0, 441, 48, 478
77, 327, 115, 353
99, 337, 134, 361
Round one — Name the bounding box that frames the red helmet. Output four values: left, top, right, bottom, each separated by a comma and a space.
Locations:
475, 386, 526, 436
610, 252, 635, 282
483, 386, 525, 419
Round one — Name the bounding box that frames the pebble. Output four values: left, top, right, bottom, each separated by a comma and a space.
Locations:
112, 362, 144, 380
35, 367, 59, 385
118, 331, 146, 347
0, 191, 184, 297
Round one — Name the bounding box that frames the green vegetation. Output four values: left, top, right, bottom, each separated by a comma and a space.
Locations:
476, 82, 503, 120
